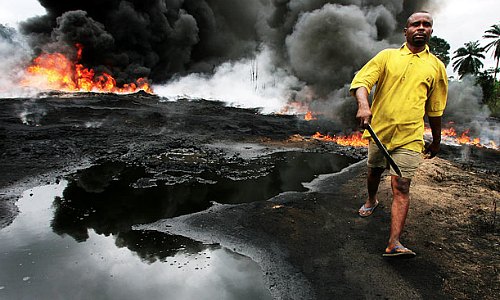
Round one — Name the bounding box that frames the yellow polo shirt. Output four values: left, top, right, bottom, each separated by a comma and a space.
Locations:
350, 43, 448, 152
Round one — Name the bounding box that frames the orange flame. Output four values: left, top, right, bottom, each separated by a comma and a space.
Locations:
312, 131, 368, 147
456, 129, 481, 146
425, 127, 498, 149
307, 125, 497, 150
21, 44, 152, 94
304, 111, 317, 121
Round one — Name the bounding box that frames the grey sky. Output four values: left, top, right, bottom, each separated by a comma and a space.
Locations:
431, 0, 499, 73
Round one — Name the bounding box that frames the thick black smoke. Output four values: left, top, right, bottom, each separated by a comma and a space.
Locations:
21, 0, 264, 85
20, 0, 432, 91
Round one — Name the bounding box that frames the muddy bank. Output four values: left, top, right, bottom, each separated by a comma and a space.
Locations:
137, 157, 499, 299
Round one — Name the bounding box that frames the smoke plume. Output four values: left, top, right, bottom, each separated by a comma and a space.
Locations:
18, 0, 433, 92
20, 0, 266, 85
0, 24, 33, 97
445, 76, 498, 146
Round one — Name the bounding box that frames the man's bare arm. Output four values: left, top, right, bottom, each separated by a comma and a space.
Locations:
424, 116, 442, 158
354, 87, 372, 128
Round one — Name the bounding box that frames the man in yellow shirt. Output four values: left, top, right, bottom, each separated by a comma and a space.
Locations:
350, 11, 448, 257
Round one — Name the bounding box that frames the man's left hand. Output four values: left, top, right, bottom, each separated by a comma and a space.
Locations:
424, 140, 440, 159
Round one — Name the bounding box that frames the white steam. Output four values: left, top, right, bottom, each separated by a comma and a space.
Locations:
0, 28, 36, 98
17, 100, 47, 126
153, 47, 305, 114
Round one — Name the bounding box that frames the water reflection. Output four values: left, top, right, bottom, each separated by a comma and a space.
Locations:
0, 183, 272, 299
52, 161, 213, 242
0, 151, 357, 299
51, 152, 356, 244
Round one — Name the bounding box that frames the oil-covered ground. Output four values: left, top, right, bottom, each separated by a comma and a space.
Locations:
0, 92, 499, 299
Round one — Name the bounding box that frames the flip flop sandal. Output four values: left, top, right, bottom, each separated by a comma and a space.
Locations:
358, 200, 379, 217
382, 245, 416, 258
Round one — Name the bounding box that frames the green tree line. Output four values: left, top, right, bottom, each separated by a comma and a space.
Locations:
430, 23, 500, 116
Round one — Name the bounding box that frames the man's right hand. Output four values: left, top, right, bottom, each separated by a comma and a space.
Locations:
356, 108, 372, 129
354, 87, 372, 129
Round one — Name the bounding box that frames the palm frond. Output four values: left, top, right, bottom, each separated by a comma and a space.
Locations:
483, 24, 500, 60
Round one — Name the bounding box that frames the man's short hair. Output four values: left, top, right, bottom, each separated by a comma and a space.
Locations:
406, 11, 433, 27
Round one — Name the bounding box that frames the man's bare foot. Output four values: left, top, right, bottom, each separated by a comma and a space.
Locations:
383, 243, 416, 258
358, 200, 379, 217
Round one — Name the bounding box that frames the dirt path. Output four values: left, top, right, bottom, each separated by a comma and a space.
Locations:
140, 157, 499, 300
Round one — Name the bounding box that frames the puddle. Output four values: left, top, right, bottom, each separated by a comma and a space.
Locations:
0, 151, 357, 298
47, 151, 357, 242
0, 183, 272, 299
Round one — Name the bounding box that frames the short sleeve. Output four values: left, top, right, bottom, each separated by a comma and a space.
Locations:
349, 50, 387, 96
426, 60, 448, 117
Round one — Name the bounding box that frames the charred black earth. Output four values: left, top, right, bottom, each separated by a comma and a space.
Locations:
0, 91, 365, 299
0, 91, 363, 220
1, 92, 498, 300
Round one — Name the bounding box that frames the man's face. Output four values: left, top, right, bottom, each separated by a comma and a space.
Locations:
404, 13, 433, 47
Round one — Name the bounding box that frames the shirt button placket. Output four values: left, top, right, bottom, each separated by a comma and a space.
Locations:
403, 56, 416, 82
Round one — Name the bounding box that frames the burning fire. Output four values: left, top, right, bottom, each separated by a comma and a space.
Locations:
425, 127, 498, 149
21, 44, 152, 94
312, 131, 368, 147
304, 111, 317, 121
311, 127, 498, 150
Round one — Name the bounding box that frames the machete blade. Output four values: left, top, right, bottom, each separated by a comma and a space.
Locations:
366, 124, 403, 177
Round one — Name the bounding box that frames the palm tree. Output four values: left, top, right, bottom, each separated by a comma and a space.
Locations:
483, 24, 500, 80
452, 41, 485, 79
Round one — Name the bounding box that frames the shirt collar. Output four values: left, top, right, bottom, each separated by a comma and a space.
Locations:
400, 43, 429, 57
